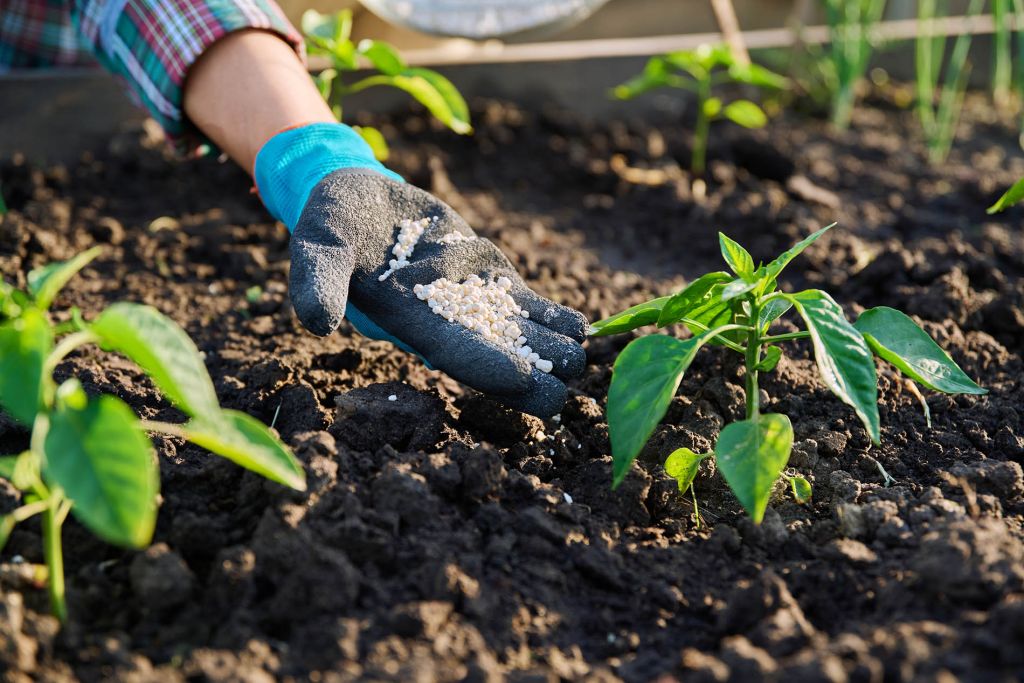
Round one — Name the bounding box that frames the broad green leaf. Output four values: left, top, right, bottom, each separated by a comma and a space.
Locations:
728, 62, 789, 89
715, 414, 793, 523
44, 389, 158, 548
0, 515, 13, 553
608, 332, 716, 487
988, 176, 1024, 214
723, 100, 768, 128
400, 68, 472, 134
355, 125, 390, 161
591, 296, 671, 336
786, 290, 880, 443
721, 277, 760, 301
719, 232, 755, 279
357, 39, 405, 75
760, 224, 834, 284
0, 309, 53, 425
790, 475, 812, 503
612, 57, 678, 99
756, 345, 782, 372
758, 298, 792, 331
854, 307, 986, 395
665, 448, 706, 494
657, 272, 731, 327
28, 247, 102, 310
703, 96, 723, 119
681, 283, 742, 346
302, 9, 351, 44
91, 303, 220, 419
185, 410, 306, 490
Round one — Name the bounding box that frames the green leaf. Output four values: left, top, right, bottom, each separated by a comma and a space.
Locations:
723, 100, 768, 128
608, 332, 716, 487
355, 125, 390, 161
760, 224, 834, 284
719, 233, 755, 278
987, 176, 1024, 214
44, 389, 158, 548
0, 515, 13, 553
728, 62, 789, 89
91, 303, 220, 419
715, 414, 794, 523
591, 296, 671, 336
657, 272, 732, 327
0, 309, 53, 425
313, 68, 337, 101
790, 475, 813, 503
757, 298, 792, 331
302, 8, 351, 44
721, 277, 760, 301
28, 247, 102, 310
854, 307, 986, 395
392, 69, 472, 135
185, 410, 306, 491
681, 283, 741, 345
357, 39, 406, 75
665, 448, 706, 494
786, 290, 880, 443
703, 96, 723, 119
756, 345, 782, 372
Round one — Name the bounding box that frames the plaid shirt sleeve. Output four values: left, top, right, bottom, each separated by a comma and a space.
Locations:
1, 0, 306, 150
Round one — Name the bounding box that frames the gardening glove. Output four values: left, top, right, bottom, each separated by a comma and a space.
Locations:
254, 123, 588, 417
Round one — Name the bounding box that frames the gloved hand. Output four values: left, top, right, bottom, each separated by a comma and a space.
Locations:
254, 123, 587, 417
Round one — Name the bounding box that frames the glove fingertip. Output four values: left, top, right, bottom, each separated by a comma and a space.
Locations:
494, 371, 568, 418
290, 288, 346, 337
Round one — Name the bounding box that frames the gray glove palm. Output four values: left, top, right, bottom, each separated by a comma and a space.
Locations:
289, 169, 588, 417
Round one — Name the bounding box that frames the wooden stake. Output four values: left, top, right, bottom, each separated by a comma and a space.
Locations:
710, 0, 750, 65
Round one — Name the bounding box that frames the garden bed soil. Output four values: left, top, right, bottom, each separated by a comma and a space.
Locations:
1, 91, 1024, 682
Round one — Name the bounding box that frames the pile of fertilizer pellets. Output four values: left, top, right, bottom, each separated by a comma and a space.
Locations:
379, 217, 435, 281
413, 274, 554, 373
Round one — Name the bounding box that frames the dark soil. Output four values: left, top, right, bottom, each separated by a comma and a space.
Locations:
2, 90, 1024, 682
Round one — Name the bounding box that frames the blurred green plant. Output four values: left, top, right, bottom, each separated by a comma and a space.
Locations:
302, 9, 472, 161
988, 176, 1024, 213
611, 43, 787, 176
0, 249, 305, 621
822, 0, 887, 130
916, 0, 982, 164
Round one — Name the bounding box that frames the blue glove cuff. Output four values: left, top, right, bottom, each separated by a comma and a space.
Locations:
253, 122, 404, 231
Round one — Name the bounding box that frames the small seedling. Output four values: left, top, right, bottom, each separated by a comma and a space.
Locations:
611, 43, 787, 176
915, 0, 981, 163
302, 9, 472, 160
988, 176, 1024, 213
0, 248, 305, 620
822, 0, 887, 130
592, 225, 985, 523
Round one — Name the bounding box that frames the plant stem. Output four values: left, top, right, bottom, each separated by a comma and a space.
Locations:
745, 301, 762, 420
42, 499, 66, 622
44, 331, 97, 378
692, 77, 711, 176
761, 331, 811, 343
678, 318, 747, 354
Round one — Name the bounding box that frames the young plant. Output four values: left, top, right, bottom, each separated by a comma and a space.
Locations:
592, 225, 986, 523
988, 175, 1024, 213
611, 43, 787, 176
915, 0, 981, 164
0, 249, 306, 620
822, 0, 887, 130
302, 9, 472, 161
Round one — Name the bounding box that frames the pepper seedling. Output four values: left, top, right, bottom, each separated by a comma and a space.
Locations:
592, 225, 986, 523
611, 43, 787, 177
302, 9, 472, 160
0, 249, 305, 620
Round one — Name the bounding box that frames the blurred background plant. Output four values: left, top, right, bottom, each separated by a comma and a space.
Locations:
302, 8, 472, 160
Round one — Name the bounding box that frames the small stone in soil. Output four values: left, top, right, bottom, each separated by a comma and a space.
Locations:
388, 395, 397, 401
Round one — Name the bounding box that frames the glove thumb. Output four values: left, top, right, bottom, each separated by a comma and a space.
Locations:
289, 229, 357, 337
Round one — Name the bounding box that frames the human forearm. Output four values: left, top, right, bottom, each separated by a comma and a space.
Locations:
183, 29, 336, 174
